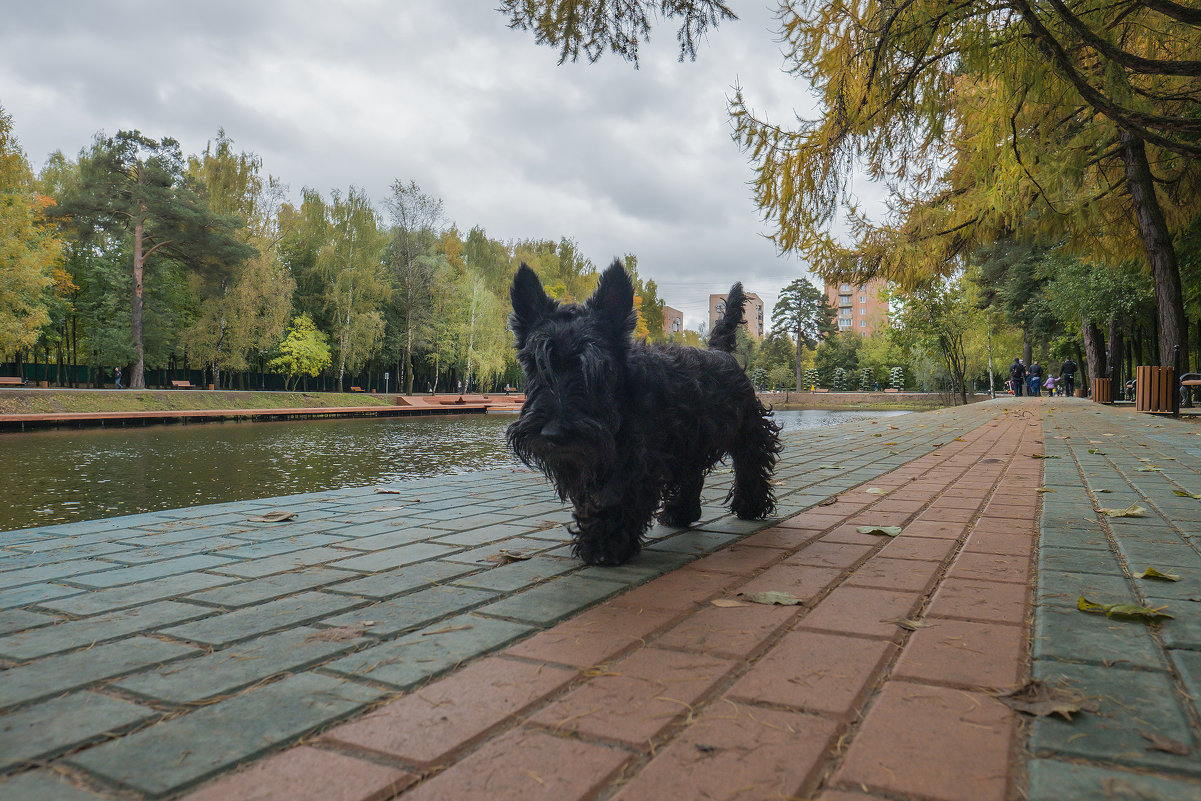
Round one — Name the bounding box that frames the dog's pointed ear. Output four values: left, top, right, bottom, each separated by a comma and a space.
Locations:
510, 264, 557, 346
586, 260, 636, 343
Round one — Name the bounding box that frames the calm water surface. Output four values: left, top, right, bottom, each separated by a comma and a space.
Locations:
1, 408, 908, 531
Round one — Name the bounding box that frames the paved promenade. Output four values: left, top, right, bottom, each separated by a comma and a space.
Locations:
1, 398, 1199, 800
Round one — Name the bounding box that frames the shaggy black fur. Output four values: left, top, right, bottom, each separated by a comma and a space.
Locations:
507, 260, 782, 566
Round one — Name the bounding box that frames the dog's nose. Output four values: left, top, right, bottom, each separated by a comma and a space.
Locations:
540, 421, 568, 443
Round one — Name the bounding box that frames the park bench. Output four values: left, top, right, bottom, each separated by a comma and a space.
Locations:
0, 376, 25, 386
1181, 373, 1201, 408
349, 386, 364, 392
169, 380, 195, 389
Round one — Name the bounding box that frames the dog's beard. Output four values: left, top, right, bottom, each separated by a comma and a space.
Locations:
507, 413, 618, 499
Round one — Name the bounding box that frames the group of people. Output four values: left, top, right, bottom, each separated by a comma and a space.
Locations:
1009, 357, 1077, 397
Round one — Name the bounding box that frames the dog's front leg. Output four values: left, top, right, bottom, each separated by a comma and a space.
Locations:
570, 475, 658, 566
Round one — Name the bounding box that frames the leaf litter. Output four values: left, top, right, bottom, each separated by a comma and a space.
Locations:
246, 511, 296, 523
1133, 567, 1180, 582
857, 525, 902, 537
739, 591, 804, 606
1077, 595, 1172, 622
994, 681, 1098, 721
1096, 505, 1147, 518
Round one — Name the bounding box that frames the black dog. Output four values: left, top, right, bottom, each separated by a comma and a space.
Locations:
507, 260, 782, 566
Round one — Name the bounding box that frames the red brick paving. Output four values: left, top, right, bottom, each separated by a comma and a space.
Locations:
179, 404, 1042, 801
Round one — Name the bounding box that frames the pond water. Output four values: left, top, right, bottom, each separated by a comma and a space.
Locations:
0, 408, 908, 531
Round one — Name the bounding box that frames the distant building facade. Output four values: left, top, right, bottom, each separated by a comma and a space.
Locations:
708, 291, 765, 339
824, 278, 889, 337
662, 305, 684, 338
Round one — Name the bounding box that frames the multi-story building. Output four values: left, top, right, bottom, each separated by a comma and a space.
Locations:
708, 291, 765, 339
824, 278, 889, 337
662, 305, 684, 338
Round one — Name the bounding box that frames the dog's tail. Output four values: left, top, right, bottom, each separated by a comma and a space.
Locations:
708, 283, 746, 353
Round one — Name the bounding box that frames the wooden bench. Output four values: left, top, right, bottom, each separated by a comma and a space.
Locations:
169, 380, 195, 389
1181, 373, 1201, 408
0, 376, 25, 386
349, 386, 364, 392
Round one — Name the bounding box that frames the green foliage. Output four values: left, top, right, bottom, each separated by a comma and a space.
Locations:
772, 277, 836, 389
0, 104, 59, 355
890, 367, 904, 391
267, 314, 331, 390
803, 367, 818, 390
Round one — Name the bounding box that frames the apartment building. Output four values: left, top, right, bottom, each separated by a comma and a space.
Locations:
824, 278, 889, 337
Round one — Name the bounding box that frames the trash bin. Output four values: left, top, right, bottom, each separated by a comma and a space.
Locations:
1092, 377, 1112, 404
1135, 366, 1174, 413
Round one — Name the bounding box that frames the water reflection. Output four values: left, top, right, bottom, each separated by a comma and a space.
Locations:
1, 408, 908, 531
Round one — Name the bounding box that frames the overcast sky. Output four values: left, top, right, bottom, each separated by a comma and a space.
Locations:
1, 1, 876, 330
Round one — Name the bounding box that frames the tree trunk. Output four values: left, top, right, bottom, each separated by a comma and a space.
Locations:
1022, 327, 1032, 365
794, 325, 804, 389
1119, 131, 1186, 368
1083, 320, 1106, 386
1107, 314, 1124, 388
131, 217, 147, 388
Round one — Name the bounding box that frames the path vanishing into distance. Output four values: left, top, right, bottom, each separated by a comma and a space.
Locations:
2, 397, 1200, 800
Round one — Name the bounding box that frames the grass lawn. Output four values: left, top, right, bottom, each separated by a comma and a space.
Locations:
0, 389, 393, 416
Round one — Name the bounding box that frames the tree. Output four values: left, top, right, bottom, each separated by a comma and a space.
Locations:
893, 278, 985, 405
52, 131, 254, 387
771, 277, 836, 389
385, 180, 445, 393
267, 314, 331, 390
0, 105, 60, 357
504, 1, 1201, 366
185, 132, 293, 387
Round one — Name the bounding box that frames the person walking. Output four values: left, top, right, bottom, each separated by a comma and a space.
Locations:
1009, 358, 1026, 397
1028, 360, 1043, 396
1060, 357, 1077, 397
114, 366, 123, 390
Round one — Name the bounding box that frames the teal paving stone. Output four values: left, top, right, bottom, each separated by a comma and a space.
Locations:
1027, 758, 1201, 801
0, 608, 59, 636
115, 626, 362, 703
160, 591, 365, 646
0, 560, 114, 590
240, 519, 354, 538
0, 583, 84, 610
443, 537, 559, 565
576, 548, 696, 584
0, 636, 197, 709
206, 546, 355, 579
186, 567, 355, 607
1032, 605, 1167, 670
310, 520, 421, 539
1038, 547, 1123, 576
2, 541, 132, 566
322, 584, 497, 637
115, 526, 251, 546
325, 560, 479, 600
1038, 521, 1109, 550
154, 510, 256, 526
432, 523, 535, 547
521, 524, 575, 543
331, 528, 437, 551
0, 690, 157, 771
41, 572, 236, 616
1146, 596, 1201, 650
66, 554, 241, 589
455, 556, 580, 593
693, 516, 776, 535
97, 539, 248, 564
477, 575, 624, 626
410, 505, 512, 523
1114, 536, 1201, 571
649, 530, 741, 555
0, 770, 112, 801
1171, 649, 1201, 720
1129, 571, 1201, 601
329, 542, 462, 572
323, 613, 533, 689
0, 600, 213, 661
1035, 571, 1136, 608
1031, 661, 1201, 775
66, 672, 381, 797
